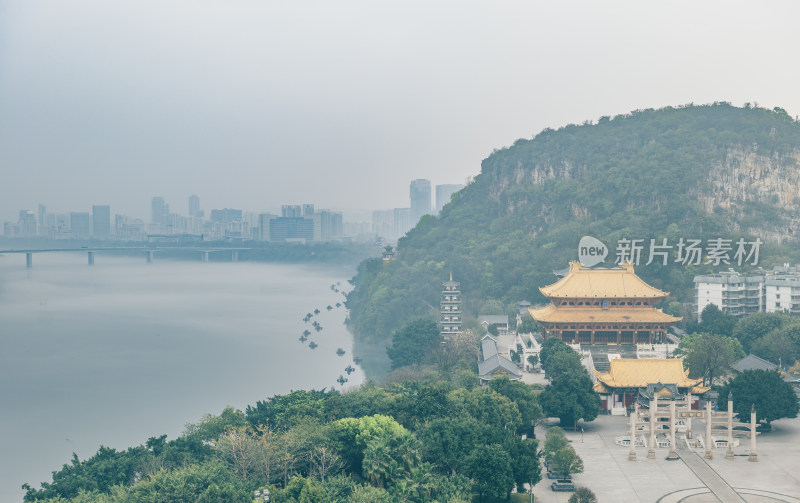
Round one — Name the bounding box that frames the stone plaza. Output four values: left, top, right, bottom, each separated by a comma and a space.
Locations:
531, 414, 800, 503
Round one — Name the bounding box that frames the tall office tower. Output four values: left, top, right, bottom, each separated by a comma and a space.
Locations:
189, 194, 200, 218
18, 210, 37, 237
393, 208, 411, 238
372, 209, 394, 238
70, 212, 91, 238
151, 196, 166, 227
259, 213, 275, 241
302, 204, 315, 217
313, 209, 344, 241
92, 205, 111, 238
281, 205, 302, 218
37, 204, 47, 234
435, 184, 464, 213
410, 179, 431, 225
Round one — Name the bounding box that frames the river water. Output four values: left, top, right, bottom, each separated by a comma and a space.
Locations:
0, 253, 365, 502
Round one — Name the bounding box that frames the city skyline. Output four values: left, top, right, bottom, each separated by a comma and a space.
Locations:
4, 178, 462, 241
4, 2, 800, 225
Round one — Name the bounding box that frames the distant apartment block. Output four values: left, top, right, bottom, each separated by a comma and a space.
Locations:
18, 210, 37, 237
189, 194, 201, 218
92, 205, 111, 238
695, 265, 800, 320
281, 205, 303, 218
435, 183, 463, 213
269, 217, 314, 242
151, 196, 167, 228
70, 212, 91, 238
410, 179, 431, 225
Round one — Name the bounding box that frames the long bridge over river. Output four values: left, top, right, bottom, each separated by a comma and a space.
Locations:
0, 247, 253, 268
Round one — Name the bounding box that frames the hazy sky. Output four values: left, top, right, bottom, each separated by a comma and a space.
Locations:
2, 1, 800, 223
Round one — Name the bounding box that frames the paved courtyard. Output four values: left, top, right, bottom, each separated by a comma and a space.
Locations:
529, 414, 800, 503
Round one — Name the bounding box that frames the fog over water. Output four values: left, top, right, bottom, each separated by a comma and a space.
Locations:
0, 254, 363, 502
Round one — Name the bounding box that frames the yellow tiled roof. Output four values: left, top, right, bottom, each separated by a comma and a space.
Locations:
593, 381, 611, 393
594, 358, 703, 389
539, 261, 668, 299
529, 305, 680, 324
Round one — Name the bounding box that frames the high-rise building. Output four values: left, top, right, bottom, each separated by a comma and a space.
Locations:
410, 179, 431, 225
313, 209, 343, 241
302, 204, 315, 217
259, 213, 276, 241
435, 184, 464, 213
189, 194, 200, 218
269, 217, 314, 242
151, 196, 168, 230
282, 205, 303, 218
18, 210, 37, 237
37, 204, 47, 234
92, 205, 111, 238
393, 208, 411, 238
372, 210, 394, 238
70, 212, 91, 238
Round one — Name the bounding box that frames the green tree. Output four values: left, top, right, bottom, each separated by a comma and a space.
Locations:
542, 426, 569, 462
539, 337, 578, 375
245, 390, 329, 431
348, 484, 394, 503
488, 376, 544, 434
518, 314, 537, 334
677, 332, 744, 386
732, 312, 793, 353
717, 370, 799, 427
123, 460, 250, 503
326, 414, 407, 475
418, 417, 490, 475
539, 372, 600, 430
698, 304, 737, 337
362, 433, 421, 489
448, 387, 522, 431
549, 446, 584, 476
465, 444, 514, 502
184, 406, 248, 442
503, 436, 541, 493
386, 319, 440, 369
543, 350, 583, 380
751, 329, 797, 366
569, 487, 599, 503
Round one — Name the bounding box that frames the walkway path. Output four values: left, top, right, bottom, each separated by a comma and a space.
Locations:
675, 438, 746, 503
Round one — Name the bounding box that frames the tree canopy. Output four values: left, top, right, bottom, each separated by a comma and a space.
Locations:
717, 370, 799, 426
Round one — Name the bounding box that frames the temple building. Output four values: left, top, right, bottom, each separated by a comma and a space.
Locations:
593, 358, 710, 410
530, 262, 681, 345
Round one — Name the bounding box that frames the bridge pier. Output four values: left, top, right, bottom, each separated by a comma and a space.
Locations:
232, 250, 238, 262
88, 251, 95, 266
26, 252, 33, 269
146, 250, 154, 264
202, 251, 209, 263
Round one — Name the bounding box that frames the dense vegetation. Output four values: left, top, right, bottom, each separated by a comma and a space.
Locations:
347, 104, 800, 343
22, 340, 547, 503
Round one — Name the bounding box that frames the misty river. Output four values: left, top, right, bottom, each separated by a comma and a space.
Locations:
0, 254, 365, 502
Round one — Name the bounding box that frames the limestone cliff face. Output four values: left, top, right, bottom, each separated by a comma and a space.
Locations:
701, 147, 800, 242
486, 144, 800, 243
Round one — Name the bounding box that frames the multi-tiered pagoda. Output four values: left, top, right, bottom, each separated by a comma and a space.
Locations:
530, 261, 680, 345
440, 274, 462, 340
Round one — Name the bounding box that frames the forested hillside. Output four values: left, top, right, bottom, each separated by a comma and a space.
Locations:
347, 104, 800, 342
